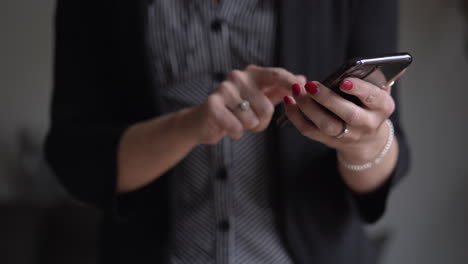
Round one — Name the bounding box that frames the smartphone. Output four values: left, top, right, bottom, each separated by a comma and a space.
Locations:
322, 52, 412, 105
277, 52, 413, 127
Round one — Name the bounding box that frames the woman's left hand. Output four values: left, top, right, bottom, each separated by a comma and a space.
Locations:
283, 78, 395, 165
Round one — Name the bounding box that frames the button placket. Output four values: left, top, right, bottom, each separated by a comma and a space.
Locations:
208, 5, 235, 264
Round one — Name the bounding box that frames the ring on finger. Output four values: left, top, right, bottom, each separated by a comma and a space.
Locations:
335, 123, 349, 139
239, 99, 250, 111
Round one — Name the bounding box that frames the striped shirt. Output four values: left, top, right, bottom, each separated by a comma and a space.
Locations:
147, 1, 293, 263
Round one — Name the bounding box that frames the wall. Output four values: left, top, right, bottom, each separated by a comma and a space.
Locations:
0, 0, 61, 202
374, 0, 468, 263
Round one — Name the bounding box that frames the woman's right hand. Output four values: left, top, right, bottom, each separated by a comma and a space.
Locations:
186, 65, 305, 145
117, 65, 303, 192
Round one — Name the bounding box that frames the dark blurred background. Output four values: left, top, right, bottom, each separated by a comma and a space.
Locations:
1, 0, 468, 263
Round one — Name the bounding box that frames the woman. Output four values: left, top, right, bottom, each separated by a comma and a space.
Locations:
45, 0, 409, 263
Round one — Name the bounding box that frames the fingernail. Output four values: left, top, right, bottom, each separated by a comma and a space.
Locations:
341, 80, 353, 90
292, 83, 301, 96
283, 96, 292, 105
305, 81, 318, 95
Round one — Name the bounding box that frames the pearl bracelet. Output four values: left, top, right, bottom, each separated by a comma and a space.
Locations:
337, 119, 394, 171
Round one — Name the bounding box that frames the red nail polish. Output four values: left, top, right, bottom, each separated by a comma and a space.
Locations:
305, 81, 318, 95
341, 80, 353, 90
283, 96, 292, 104
292, 84, 301, 96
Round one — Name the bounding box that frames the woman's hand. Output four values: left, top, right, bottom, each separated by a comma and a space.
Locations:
117, 65, 303, 192
283, 78, 398, 192
187, 65, 305, 145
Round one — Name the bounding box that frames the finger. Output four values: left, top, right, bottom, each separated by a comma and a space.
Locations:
230, 71, 276, 131
291, 84, 345, 137
263, 73, 306, 105
304, 81, 371, 128
245, 64, 299, 91
296, 74, 307, 85
217, 106, 244, 140
241, 88, 275, 132
282, 96, 326, 142
225, 70, 272, 131
339, 78, 395, 116
217, 81, 260, 130
208, 94, 244, 139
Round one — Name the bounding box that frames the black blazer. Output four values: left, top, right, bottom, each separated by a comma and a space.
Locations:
46, 0, 409, 263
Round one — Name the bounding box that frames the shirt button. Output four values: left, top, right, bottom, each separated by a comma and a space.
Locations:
213, 72, 225, 82
211, 19, 223, 32
219, 220, 230, 231
216, 168, 227, 180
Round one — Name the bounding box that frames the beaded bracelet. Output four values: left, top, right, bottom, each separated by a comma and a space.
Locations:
337, 119, 394, 171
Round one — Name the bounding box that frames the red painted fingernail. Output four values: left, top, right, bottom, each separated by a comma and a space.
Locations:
292, 83, 301, 96
283, 96, 292, 104
305, 81, 318, 95
341, 80, 353, 90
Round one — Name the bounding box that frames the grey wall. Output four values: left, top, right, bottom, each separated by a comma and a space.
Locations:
0, 0, 60, 202
374, 0, 468, 263
0, 0, 467, 263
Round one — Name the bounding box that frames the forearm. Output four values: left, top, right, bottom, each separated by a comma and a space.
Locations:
117, 107, 198, 193
338, 122, 399, 193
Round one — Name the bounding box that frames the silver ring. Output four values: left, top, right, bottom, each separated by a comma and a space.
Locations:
239, 100, 250, 111
335, 123, 349, 139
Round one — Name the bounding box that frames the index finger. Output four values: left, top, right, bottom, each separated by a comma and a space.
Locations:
245, 64, 299, 90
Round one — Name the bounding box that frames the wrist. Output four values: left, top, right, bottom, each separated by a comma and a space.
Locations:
172, 107, 201, 147
338, 120, 390, 164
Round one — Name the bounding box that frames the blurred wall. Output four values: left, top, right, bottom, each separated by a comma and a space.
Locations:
0, 0, 58, 202
374, 0, 468, 263
0, 0, 467, 263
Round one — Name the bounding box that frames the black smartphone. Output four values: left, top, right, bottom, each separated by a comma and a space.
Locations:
277, 52, 413, 127
322, 52, 412, 105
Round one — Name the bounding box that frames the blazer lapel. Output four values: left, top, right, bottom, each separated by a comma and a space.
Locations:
275, 0, 320, 183
271, 1, 323, 262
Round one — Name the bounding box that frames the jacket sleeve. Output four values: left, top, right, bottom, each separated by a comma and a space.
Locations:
45, 0, 165, 219
345, 0, 410, 223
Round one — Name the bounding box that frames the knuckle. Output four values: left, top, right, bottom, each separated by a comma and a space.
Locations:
254, 121, 269, 132
271, 68, 286, 79
219, 81, 236, 96
206, 94, 220, 109
226, 120, 242, 135
249, 124, 262, 133
363, 117, 380, 132
245, 117, 260, 130
233, 128, 244, 140
227, 70, 244, 82
345, 108, 361, 126
216, 81, 230, 94
255, 103, 274, 120
319, 119, 340, 136
364, 91, 378, 106
218, 80, 230, 89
